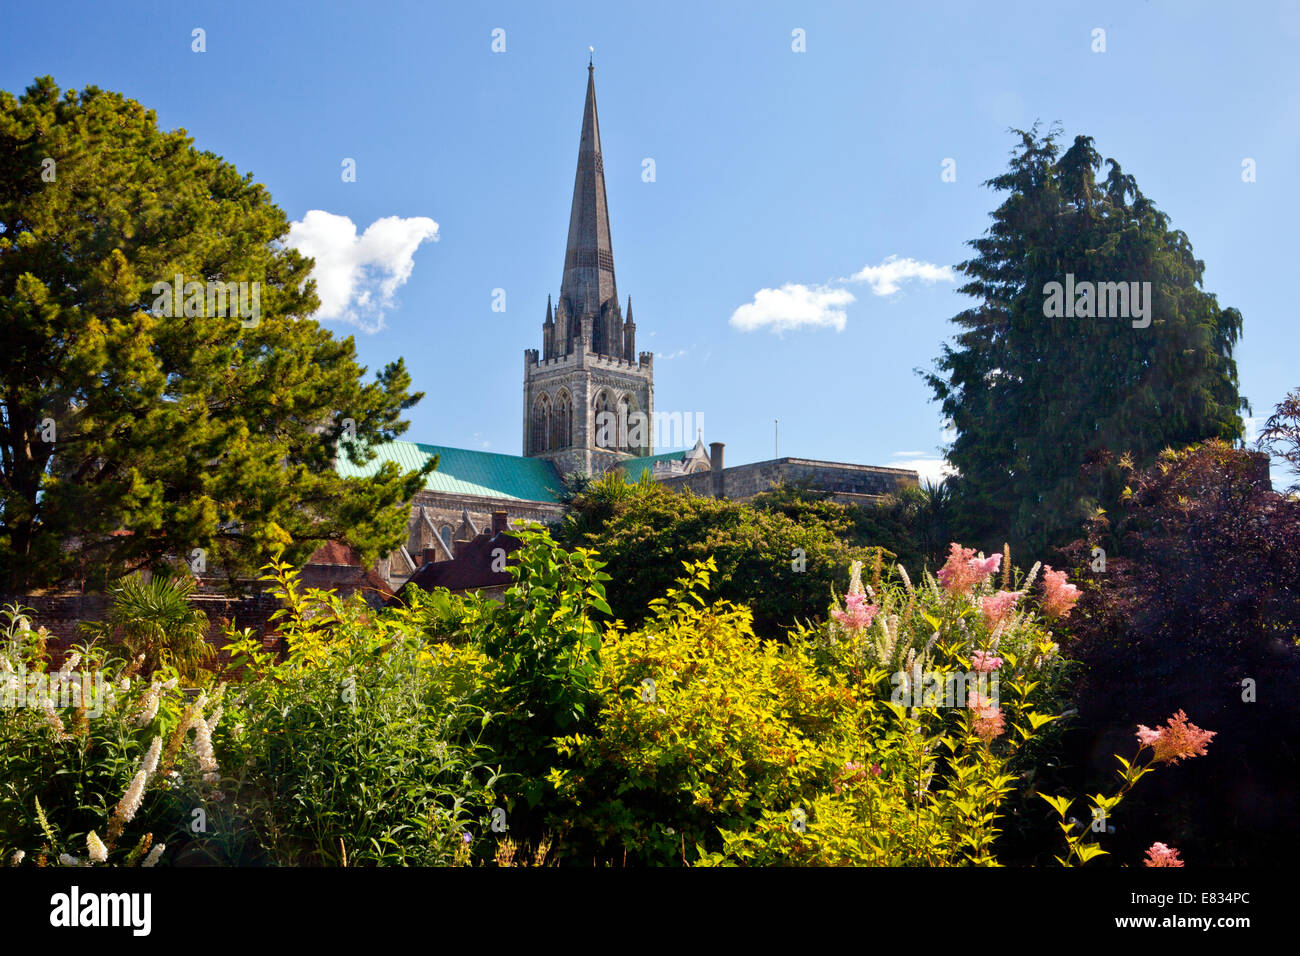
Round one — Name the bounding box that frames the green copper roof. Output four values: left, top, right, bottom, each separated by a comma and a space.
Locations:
617, 450, 686, 483
337, 441, 565, 503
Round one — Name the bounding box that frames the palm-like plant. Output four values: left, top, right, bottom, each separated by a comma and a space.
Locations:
81, 575, 215, 679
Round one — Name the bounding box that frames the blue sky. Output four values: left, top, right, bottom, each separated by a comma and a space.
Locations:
4, 0, 1298, 487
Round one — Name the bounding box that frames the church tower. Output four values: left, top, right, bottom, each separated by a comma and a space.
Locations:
524, 62, 654, 476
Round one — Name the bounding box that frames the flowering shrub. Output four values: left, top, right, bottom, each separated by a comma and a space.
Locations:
0, 531, 1224, 868
1040, 709, 1216, 867
0, 606, 216, 867
810, 544, 1070, 743
546, 548, 1073, 866
2, 560, 502, 867
1061, 440, 1300, 864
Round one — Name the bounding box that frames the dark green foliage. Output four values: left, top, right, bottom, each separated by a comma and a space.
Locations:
844, 481, 956, 578
471, 526, 611, 808
925, 126, 1247, 559
0, 77, 431, 590
554, 477, 878, 639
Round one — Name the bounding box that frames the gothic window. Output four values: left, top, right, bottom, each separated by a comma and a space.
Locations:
532, 394, 552, 453
616, 394, 631, 452
552, 391, 572, 449
593, 390, 613, 449
439, 525, 453, 552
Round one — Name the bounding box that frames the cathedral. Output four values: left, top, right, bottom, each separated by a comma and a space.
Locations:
336, 64, 919, 591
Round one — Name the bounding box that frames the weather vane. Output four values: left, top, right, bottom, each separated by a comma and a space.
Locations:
589, 45, 594, 67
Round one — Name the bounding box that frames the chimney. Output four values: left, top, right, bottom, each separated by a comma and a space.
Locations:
709, 442, 725, 498
492, 511, 508, 536
1246, 450, 1274, 492
421, 547, 437, 567
453, 538, 471, 559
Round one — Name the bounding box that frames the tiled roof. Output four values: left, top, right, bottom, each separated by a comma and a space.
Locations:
336, 441, 565, 503
617, 450, 686, 483
395, 531, 522, 599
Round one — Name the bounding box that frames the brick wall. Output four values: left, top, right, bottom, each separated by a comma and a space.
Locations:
2, 590, 284, 670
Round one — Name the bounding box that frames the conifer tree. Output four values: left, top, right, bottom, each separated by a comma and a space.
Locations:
925, 126, 1246, 557
0, 78, 432, 590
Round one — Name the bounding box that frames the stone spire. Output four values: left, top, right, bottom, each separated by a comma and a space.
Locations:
543, 294, 555, 359
559, 62, 619, 355
623, 295, 636, 361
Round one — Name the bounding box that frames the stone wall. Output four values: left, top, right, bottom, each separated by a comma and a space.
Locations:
658, 457, 919, 502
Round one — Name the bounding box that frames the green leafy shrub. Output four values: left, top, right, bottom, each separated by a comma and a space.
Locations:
464, 526, 611, 814
545, 547, 1071, 865
0, 605, 208, 867
219, 557, 502, 865
554, 477, 878, 639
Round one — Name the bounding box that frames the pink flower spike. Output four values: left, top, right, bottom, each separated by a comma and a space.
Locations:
832, 593, 879, 632
970, 650, 1004, 673
1134, 710, 1216, 765
936, 543, 979, 596
1143, 842, 1184, 867
1040, 566, 1081, 620
981, 590, 1022, 629
973, 708, 1005, 741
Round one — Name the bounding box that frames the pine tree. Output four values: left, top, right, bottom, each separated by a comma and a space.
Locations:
0, 78, 433, 590
925, 126, 1247, 557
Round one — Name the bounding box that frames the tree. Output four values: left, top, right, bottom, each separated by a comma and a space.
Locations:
554, 478, 880, 639
0, 78, 432, 590
1057, 441, 1300, 865
79, 574, 215, 679
1259, 386, 1300, 493
845, 481, 955, 578
924, 126, 1247, 559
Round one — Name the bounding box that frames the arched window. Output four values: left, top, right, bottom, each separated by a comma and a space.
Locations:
616, 394, 632, 452
593, 390, 613, 449
439, 525, 453, 552
552, 391, 572, 449
531, 394, 552, 453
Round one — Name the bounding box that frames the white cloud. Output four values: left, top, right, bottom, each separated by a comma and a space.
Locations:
887, 455, 957, 487
847, 255, 955, 296
287, 210, 439, 332
729, 283, 855, 334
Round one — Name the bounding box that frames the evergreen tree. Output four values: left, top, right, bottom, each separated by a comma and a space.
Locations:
0, 78, 432, 590
924, 126, 1246, 557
